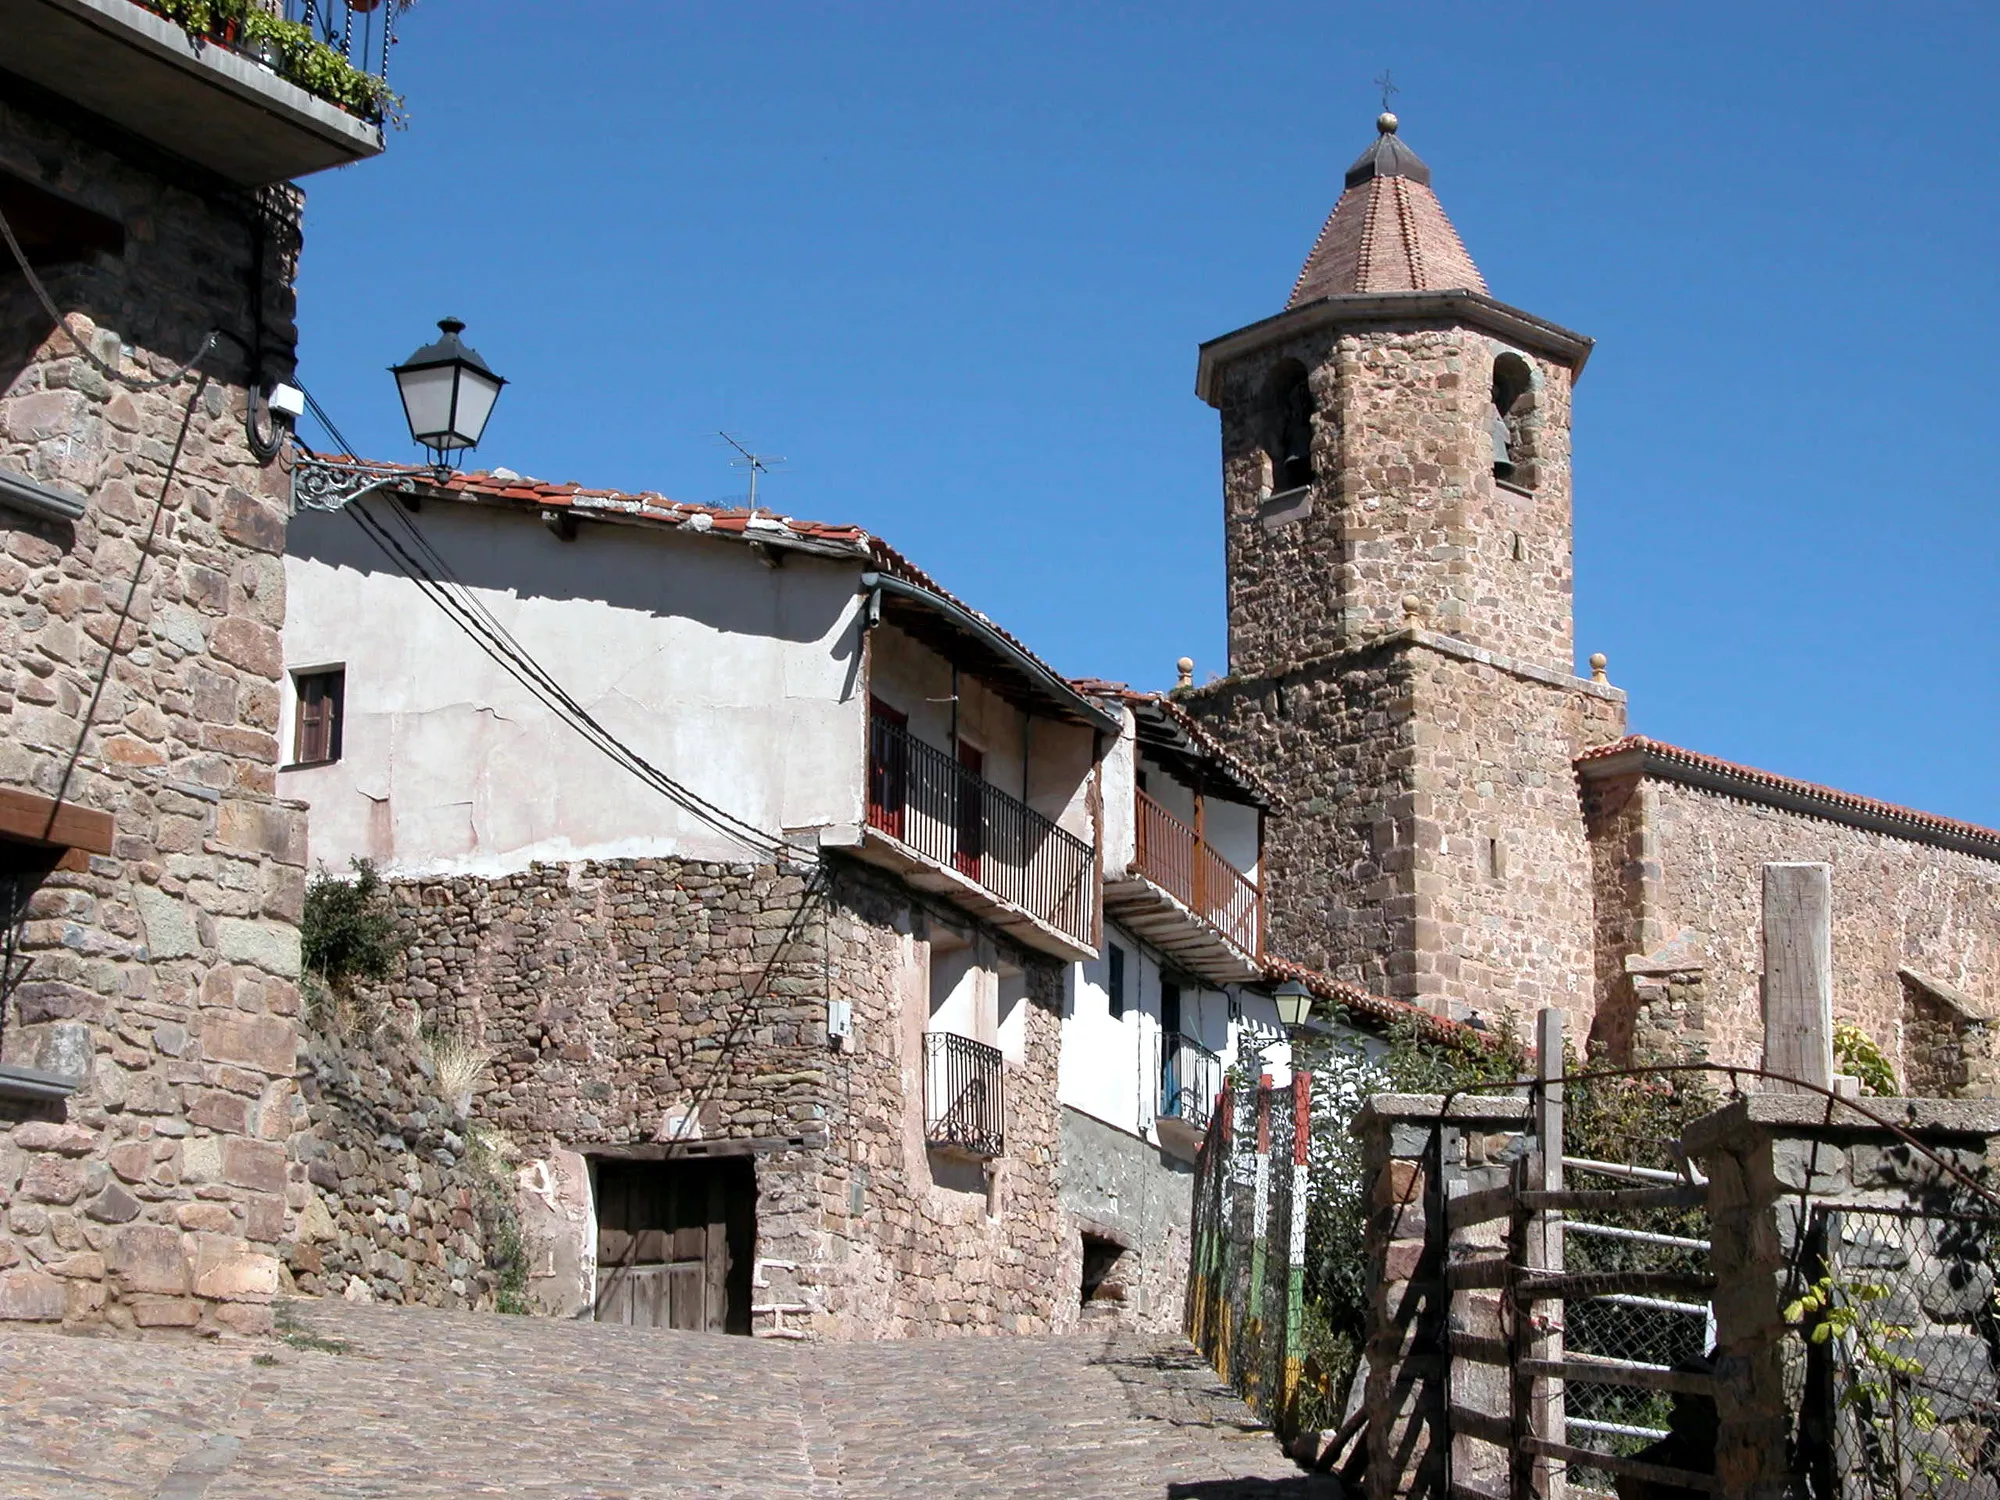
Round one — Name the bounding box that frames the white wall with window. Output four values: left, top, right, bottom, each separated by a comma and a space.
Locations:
1056, 920, 1289, 1152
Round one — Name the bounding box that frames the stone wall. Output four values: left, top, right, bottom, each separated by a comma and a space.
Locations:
1212, 323, 1578, 681
282, 1021, 505, 1310
353, 854, 1077, 1339
1058, 1105, 1193, 1334
1585, 775, 2000, 1086
0, 97, 308, 1335
1189, 634, 1622, 1030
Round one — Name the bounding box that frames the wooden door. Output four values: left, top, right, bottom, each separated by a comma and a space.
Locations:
867, 697, 908, 840
953, 740, 984, 878
593, 1158, 755, 1334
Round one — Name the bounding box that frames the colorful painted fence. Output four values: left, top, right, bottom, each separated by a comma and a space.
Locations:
1185, 1072, 1313, 1433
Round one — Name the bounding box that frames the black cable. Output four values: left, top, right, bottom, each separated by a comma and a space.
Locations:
362, 494, 800, 859
341, 497, 802, 863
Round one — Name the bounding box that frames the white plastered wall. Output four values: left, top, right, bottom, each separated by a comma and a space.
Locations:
280, 498, 868, 875
1057, 921, 1290, 1143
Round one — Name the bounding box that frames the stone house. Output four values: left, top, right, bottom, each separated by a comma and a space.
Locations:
1183, 111, 2000, 1090
0, 0, 385, 1333
280, 469, 1180, 1337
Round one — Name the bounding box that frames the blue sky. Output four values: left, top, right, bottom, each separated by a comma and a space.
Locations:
295, 2, 2000, 825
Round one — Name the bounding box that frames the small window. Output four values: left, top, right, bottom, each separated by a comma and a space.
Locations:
1108, 944, 1127, 1019
292, 668, 345, 766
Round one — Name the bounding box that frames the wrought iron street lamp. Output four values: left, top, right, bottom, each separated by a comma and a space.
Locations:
1272, 978, 1314, 1031
292, 317, 508, 513
391, 318, 506, 466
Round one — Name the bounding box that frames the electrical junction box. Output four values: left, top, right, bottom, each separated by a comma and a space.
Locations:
827, 999, 853, 1051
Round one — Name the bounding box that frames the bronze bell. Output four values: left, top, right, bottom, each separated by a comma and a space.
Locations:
1487, 406, 1515, 473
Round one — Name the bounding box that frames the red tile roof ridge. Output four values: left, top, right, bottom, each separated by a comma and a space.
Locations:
1262, 954, 1488, 1047
1071, 680, 1279, 808
1576, 735, 2000, 852
305, 452, 1090, 711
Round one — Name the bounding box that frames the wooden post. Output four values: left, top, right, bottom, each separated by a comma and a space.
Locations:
1513, 1008, 1566, 1500
1762, 862, 1834, 1093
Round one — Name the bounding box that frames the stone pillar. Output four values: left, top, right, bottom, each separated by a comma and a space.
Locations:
1683, 1094, 2000, 1500
1351, 1093, 1530, 1500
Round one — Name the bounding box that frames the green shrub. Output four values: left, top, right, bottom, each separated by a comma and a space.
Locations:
301, 858, 400, 1029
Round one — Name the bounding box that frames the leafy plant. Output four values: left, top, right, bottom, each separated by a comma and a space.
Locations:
1835, 1023, 1900, 1097
467, 1125, 531, 1315
139, 0, 406, 124
301, 857, 400, 1031
1786, 1273, 1969, 1495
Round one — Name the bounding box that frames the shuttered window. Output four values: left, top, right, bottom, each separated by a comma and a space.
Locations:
292, 668, 345, 765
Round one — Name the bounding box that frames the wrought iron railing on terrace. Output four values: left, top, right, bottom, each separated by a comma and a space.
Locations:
1158, 1031, 1222, 1134
923, 1031, 1005, 1159
867, 711, 1094, 948
1133, 789, 1262, 958
140, 0, 402, 121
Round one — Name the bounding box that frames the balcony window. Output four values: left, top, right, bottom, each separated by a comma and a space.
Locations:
1158, 1029, 1221, 1135
923, 1031, 1004, 1159
866, 702, 1092, 948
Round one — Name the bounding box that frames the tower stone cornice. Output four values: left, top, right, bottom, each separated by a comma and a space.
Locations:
1195, 288, 1593, 407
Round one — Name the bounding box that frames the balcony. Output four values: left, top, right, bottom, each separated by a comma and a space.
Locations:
858, 710, 1096, 962
923, 1031, 1005, 1159
1154, 1031, 1221, 1159
1104, 789, 1263, 985
0, 0, 389, 185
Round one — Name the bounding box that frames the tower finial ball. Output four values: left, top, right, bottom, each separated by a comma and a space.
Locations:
1377, 111, 1399, 135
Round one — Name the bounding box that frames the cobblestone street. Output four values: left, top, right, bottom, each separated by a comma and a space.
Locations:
0, 1299, 1331, 1498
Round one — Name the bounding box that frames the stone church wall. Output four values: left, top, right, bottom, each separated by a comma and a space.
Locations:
350, 855, 1076, 1339
0, 101, 308, 1335
1585, 775, 2000, 1090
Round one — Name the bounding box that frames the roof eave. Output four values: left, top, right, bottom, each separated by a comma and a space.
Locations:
1195, 289, 1594, 406
1577, 741, 2000, 864
862, 571, 1120, 735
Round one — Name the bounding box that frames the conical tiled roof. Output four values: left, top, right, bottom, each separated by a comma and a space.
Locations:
1286, 114, 1487, 307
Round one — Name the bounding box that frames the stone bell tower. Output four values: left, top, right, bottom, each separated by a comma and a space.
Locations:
1185, 113, 1627, 1034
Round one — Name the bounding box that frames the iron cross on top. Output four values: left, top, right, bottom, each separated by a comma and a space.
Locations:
1374, 70, 1399, 111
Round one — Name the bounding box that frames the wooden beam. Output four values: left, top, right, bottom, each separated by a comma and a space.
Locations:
1762, 862, 1833, 1093
0, 788, 114, 855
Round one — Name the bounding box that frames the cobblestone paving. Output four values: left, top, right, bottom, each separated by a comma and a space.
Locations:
0, 1300, 1335, 1498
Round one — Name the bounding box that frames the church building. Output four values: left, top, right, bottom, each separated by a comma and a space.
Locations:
1186, 111, 2000, 1090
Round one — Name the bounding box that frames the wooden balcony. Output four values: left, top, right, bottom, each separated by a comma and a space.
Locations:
1104, 789, 1263, 985
853, 710, 1096, 963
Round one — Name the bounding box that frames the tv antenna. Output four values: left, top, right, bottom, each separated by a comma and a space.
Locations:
718, 431, 786, 517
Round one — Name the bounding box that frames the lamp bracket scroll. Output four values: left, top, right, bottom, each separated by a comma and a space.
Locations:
291, 456, 449, 514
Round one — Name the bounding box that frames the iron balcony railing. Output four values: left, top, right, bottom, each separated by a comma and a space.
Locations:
1158, 1031, 1222, 1134
1133, 789, 1262, 958
867, 710, 1094, 948
153, 0, 402, 121
923, 1031, 1005, 1159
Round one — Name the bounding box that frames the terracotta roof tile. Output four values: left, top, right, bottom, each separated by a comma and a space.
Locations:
1576, 736, 2000, 860
315, 456, 1085, 708
1071, 679, 1280, 809
1261, 954, 1487, 1047
1288, 120, 1487, 306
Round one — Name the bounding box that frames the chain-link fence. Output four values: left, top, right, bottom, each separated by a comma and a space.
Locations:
1791, 1205, 2000, 1499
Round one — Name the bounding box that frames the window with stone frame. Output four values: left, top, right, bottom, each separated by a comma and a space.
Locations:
292, 667, 345, 766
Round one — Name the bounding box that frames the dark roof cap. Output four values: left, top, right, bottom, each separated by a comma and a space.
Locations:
1343, 112, 1431, 189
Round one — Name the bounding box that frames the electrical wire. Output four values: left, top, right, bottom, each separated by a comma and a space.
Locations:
335, 492, 805, 865
0, 198, 218, 392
